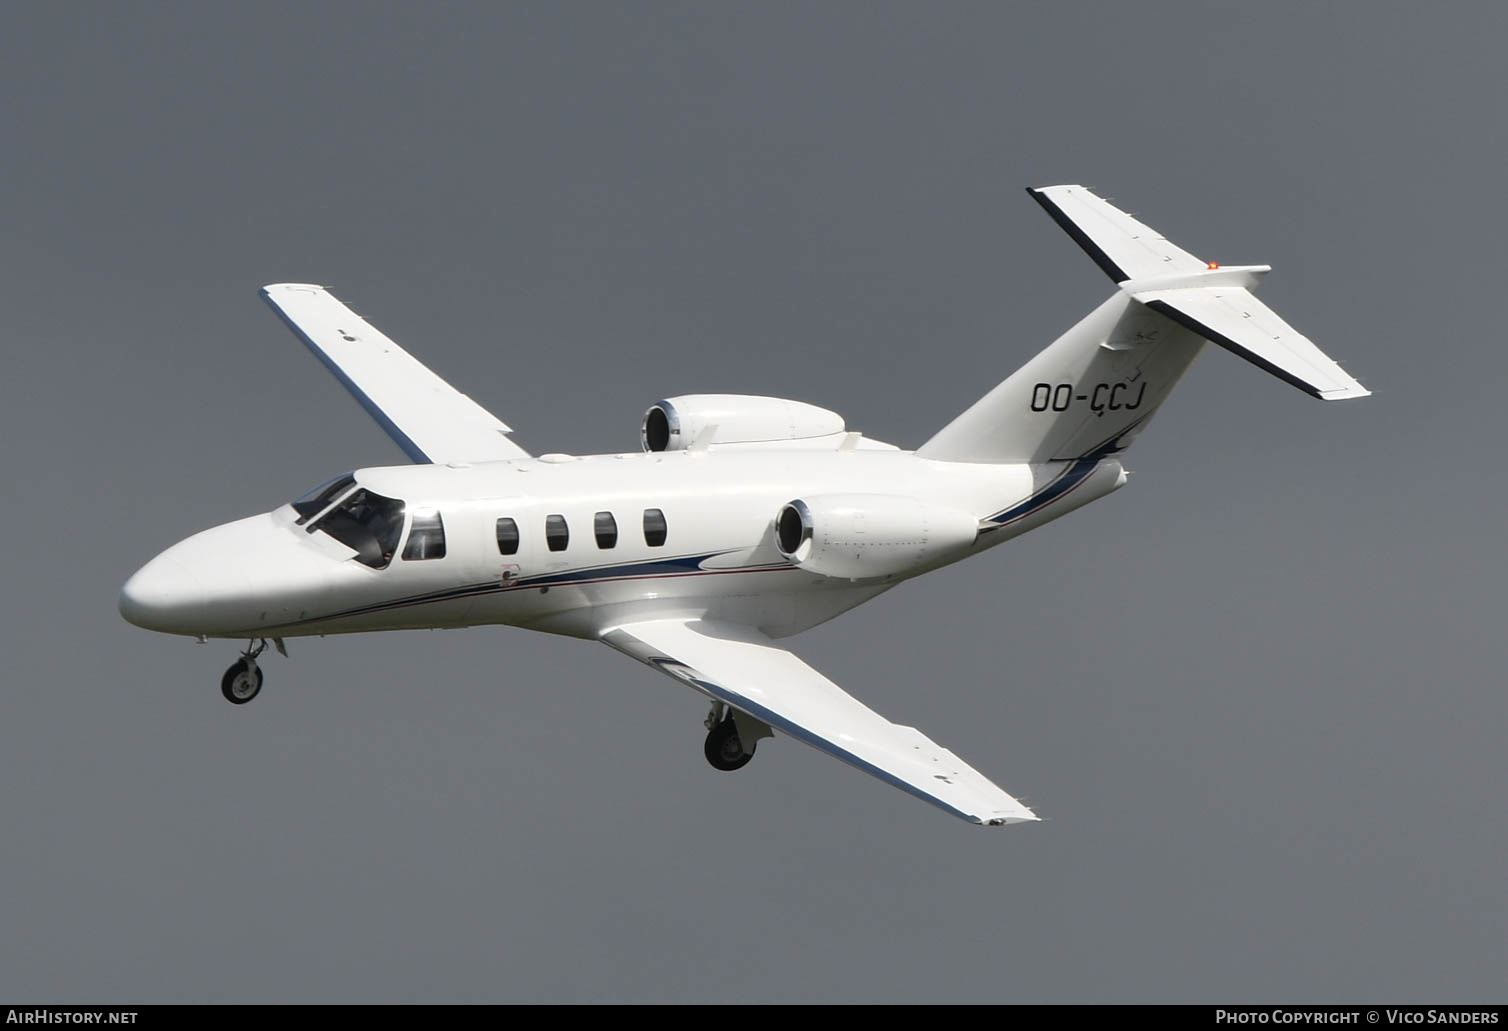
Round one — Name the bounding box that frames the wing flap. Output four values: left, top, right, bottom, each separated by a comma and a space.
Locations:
603, 619, 1038, 826
261, 283, 530, 464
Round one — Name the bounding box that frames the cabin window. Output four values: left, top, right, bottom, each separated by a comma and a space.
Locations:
545, 514, 570, 552
496, 517, 519, 556
594, 511, 618, 549
402, 509, 448, 561
643, 508, 667, 548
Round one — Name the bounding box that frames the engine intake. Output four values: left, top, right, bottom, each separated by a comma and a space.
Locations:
641, 395, 846, 452
774, 494, 978, 580
776, 500, 814, 557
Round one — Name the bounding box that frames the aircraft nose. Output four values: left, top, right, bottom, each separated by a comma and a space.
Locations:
119, 553, 209, 635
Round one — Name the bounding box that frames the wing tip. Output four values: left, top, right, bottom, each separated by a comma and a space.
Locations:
260, 282, 326, 296
980, 808, 1041, 827
1318, 384, 1372, 401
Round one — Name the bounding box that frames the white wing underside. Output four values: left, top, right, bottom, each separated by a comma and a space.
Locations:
602, 619, 1038, 827
261, 283, 530, 464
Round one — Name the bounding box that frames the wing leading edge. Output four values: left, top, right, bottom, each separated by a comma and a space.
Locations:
261, 283, 531, 464
602, 619, 1039, 826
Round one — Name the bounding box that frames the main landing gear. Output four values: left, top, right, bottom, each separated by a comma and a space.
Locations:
703, 702, 756, 772
219, 638, 285, 705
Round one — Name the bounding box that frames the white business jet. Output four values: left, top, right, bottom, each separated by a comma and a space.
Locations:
120, 187, 1368, 826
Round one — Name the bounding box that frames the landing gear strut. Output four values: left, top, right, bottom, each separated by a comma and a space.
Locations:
220, 639, 270, 705
703, 702, 755, 771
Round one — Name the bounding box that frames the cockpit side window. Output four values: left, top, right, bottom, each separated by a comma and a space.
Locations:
293, 473, 357, 525
310, 488, 405, 569
402, 509, 448, 561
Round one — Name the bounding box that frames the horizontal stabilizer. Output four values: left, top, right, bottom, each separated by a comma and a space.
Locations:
1133, 286, 1370, 400
1029, 184, 1208, 283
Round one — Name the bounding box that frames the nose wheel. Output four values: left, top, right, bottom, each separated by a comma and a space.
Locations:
220, 638, 281, 705
221, 658, 263, 704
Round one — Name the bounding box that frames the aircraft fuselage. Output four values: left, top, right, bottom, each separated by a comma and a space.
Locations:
120, 448, 1125, 643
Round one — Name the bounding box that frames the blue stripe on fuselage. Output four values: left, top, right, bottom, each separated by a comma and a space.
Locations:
983, 418, 1147, 527
986, 456, 1099, 526
267, 550, 792, 629
519, 553, 711, 587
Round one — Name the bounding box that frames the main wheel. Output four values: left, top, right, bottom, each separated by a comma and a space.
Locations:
704, 717, 754, 772
220, 659, 263, 705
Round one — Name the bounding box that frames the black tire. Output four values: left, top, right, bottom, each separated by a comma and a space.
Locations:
704, 717, 754, 772
220, 659, 263, 705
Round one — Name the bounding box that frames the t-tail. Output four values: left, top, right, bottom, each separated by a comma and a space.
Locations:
918, 185, 1369, 466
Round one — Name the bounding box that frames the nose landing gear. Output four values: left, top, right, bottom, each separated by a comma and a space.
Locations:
220, 638, 285, 705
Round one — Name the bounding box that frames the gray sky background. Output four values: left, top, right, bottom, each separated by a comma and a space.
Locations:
1, 1, 1502, 1003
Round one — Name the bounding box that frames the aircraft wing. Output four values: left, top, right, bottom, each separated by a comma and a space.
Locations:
601, 618, 1039, 827
261, 283, 530, 464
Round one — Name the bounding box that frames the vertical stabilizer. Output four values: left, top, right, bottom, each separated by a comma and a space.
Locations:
919, 293, 1205, 464
917, 186, 1368, 465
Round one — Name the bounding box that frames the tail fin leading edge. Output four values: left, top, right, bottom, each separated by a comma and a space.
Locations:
918, 185, 1368, 465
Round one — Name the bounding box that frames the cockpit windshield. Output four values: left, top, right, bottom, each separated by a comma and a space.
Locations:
309, 488, 406, 569
292, 474, 357, 525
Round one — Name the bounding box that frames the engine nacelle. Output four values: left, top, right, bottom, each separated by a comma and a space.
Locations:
774, 494, 979, 580
641, 394, 846, 452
